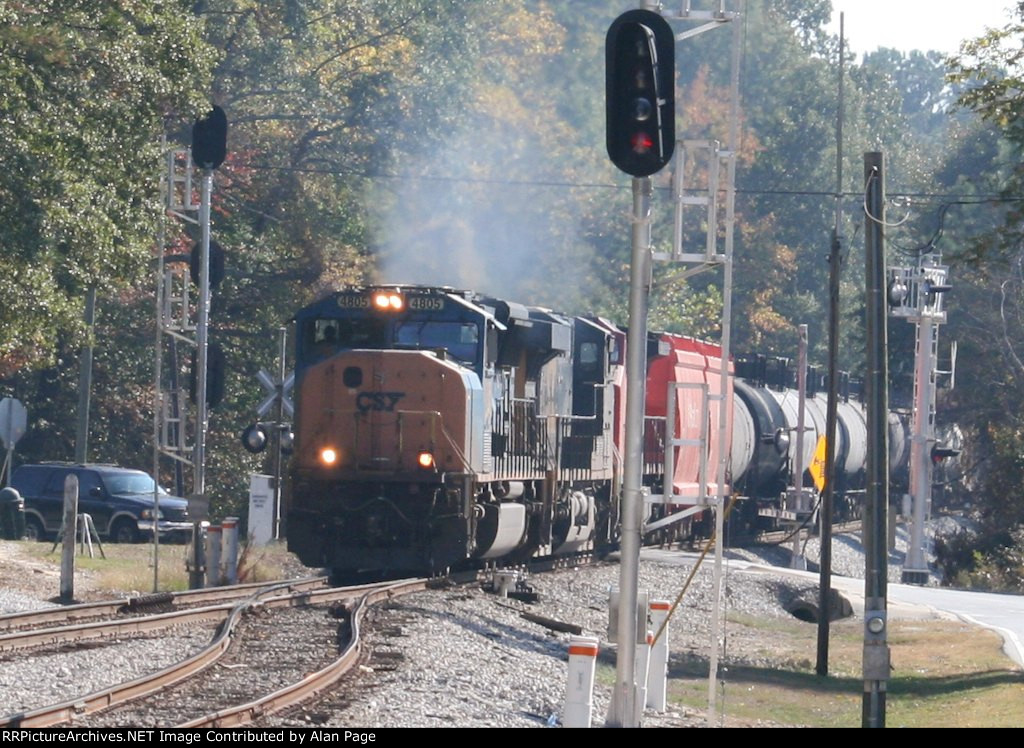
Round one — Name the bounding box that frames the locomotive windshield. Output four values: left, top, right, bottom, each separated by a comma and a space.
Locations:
395, 321, 479, 365
300, 316, 481, 368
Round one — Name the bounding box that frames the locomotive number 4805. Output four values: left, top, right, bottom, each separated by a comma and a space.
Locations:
336, 294, 370, 309
408, 297, 445, 311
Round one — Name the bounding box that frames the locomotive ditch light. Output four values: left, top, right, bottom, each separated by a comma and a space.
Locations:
241, 423, 268, 454
320, 447, 339, 466
417, 452, 435, 469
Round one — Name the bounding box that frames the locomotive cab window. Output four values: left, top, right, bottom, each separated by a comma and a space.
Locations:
579, 342, 600, 368
302, 317, 388, 359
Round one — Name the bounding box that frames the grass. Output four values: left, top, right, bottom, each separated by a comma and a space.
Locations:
646, 613, 1024, 727
15, 537, 300, 597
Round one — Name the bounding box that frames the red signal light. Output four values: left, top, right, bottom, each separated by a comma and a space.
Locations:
631, 132, 654, 154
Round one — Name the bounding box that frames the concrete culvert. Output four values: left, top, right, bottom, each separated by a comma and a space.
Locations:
785, 589, 853, 623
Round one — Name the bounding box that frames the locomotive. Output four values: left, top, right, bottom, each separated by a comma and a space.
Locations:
284, 284, 907, 579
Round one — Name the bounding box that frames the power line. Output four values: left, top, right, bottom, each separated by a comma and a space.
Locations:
237, 160, 1024, 202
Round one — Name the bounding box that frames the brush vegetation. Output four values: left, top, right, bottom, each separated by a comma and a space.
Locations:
653, 613, 1024, 727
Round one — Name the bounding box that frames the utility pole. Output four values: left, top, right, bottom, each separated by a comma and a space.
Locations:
818, 12, 845, 677
75, 286, 97, 464
862, 151, 890, 728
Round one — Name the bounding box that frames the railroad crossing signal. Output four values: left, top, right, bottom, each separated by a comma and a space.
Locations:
255, 369, 294, 419
243, 369, 294, 455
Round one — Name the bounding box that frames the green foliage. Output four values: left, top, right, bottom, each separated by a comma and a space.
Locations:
936, 526, 1024, 593
0, 0, 215, 377
2, 0, 1022, 571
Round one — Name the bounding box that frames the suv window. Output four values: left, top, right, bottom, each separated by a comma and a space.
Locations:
104, 472, 161, 495
75, 470, 102, 497
40, 468, 74, 498
10, 465, 54, 495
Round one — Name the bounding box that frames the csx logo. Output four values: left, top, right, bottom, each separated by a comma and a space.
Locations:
356, 392, 405, 413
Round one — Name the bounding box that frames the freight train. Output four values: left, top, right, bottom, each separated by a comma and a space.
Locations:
284, 284, 910, 579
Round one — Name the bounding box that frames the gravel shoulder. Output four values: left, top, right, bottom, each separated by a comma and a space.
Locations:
0, 517, 984, 728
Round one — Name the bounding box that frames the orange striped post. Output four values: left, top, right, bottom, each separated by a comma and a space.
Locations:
564, 636, 600, 727
647, 600, 671, 712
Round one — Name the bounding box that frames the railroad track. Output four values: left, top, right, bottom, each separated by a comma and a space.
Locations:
0, 554, 607, 728
0, 576, 437, 728
0, 576, 329, 635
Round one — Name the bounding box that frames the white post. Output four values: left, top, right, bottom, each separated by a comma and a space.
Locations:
647, 600, 670, 712
205, 524, 222, 587
223, 516, 239, 584
563, 636, 600, 728
634, 630, 653, 724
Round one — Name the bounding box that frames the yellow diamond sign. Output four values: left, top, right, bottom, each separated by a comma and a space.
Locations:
809, 435, 828, 492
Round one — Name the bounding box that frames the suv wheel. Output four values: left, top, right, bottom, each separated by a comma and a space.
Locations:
111, 518, 140, 544
24, 516, 45, 542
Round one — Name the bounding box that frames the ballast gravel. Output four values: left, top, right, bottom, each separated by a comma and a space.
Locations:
0, 519, 957, 728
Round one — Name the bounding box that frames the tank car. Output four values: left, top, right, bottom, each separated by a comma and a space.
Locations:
730, 355, 910, 527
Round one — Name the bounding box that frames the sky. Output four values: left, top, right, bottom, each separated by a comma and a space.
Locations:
826, 0, 1017, 56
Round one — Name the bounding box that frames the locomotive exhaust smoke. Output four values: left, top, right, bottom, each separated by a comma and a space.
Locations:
368, 116, 592, 308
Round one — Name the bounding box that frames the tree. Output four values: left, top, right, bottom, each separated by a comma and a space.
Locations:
0, 1, 215, 378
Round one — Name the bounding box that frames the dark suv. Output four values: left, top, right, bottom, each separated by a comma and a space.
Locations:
10, 463, 192, 543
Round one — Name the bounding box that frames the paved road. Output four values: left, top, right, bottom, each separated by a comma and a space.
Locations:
642, 548, 1024, 667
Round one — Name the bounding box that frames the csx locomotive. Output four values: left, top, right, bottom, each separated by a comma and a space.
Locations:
285, 285, 907, 579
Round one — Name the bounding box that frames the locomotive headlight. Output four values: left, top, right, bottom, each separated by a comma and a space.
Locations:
373, 292, 404, 311
417, 451, 435, 469
320, 447, 339, 466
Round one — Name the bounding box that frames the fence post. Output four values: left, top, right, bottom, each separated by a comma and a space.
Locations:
223, 517, 239, 584
205, 524, 222, 587
59, 475, 79, 603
